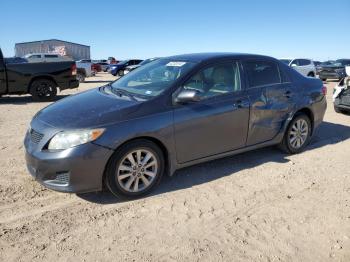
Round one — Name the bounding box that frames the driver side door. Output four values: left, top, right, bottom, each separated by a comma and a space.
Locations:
173, 61, 250, 163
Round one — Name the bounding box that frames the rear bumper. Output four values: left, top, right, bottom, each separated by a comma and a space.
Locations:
58, 79, 79, 90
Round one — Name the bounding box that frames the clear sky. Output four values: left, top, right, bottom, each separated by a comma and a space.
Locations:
1, 0, 349, 61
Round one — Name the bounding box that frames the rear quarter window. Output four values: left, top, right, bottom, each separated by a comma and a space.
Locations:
244, 60, 281, 88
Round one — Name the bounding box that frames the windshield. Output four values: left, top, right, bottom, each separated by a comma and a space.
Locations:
280, 59, 291, 65
139, 58, 158, 66
333, 59, 350, 66
111, 59, 196, 98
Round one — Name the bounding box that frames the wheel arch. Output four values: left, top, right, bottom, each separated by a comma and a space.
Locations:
293, 107, 315, 134
102, 136, 171, 189
28, 75, 58, 92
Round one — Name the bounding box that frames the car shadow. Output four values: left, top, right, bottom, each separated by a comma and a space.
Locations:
77, 121, 350, 204
0, 95, 69, 105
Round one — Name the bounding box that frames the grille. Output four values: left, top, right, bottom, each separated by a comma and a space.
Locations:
55, 172, 70, 184
30, 128, 44, 144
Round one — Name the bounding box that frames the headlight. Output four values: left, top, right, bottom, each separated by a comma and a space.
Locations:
48, 129, 105, 150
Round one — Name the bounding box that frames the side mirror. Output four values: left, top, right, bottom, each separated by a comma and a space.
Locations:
291, 64, 297, 67
174, 89, 201, 104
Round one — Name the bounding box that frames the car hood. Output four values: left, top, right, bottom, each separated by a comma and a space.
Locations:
34, 87, 141, 129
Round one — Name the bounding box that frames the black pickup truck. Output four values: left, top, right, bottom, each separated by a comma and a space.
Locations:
0, 48, 79, 101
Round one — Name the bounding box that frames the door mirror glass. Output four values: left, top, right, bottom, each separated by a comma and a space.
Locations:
175, 89, 201, 103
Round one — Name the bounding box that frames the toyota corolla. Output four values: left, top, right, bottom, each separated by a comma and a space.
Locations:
24, 53, 327, 199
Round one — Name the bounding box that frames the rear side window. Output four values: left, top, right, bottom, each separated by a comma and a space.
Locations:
244, 60, 281, 88
299, 59, 311, 66
44, 54, 58, 58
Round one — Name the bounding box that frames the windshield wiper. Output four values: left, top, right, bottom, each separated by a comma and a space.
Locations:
112, 88, 138, 101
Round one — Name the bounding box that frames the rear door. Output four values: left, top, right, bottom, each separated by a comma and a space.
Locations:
173, 60, 250, 163
243, 59, 295, 145
0, 50, 6, 94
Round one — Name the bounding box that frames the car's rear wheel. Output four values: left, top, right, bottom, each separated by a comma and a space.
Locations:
279, 113, 312, 154
105, 139, 164, 199
117, 70, 124, 77
307, 72, 315, 77
30, 79, 57, 101
76, 72, 85, 83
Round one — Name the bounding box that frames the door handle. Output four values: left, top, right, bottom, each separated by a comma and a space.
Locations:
234, 100, 248, 108
283, 91, 291, 98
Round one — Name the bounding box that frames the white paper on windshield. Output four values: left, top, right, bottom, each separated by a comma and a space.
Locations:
166, 61, 186, 67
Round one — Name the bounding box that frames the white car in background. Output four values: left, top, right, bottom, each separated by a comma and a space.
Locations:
24, 53, 72, 63
280, 58, 316, 77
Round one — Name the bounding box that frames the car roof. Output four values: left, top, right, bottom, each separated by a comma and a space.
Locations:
165, 52, 276, 62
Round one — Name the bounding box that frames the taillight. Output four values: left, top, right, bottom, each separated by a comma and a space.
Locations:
71, 64, 77, 76
321, 85, 327, 96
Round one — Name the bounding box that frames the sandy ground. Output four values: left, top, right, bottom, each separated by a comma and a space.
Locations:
0, 73, 349, 262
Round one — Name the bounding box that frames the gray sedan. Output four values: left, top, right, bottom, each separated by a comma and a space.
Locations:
24, 53, 327, 199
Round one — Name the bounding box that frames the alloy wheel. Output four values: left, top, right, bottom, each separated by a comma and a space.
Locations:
116, 149, 158, 193
289, 119, 309, 149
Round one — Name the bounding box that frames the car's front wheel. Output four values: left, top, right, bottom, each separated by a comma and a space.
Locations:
279, 113, 312, 154
105, 139, 165, 199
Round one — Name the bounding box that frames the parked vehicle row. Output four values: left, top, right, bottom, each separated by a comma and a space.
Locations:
24, 53, 327, 199
318, 59, 350, 81
123, 57, 159, 75
108, 59, 143, 76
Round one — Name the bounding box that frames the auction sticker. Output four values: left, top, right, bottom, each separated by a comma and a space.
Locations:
166, 61, 186, 67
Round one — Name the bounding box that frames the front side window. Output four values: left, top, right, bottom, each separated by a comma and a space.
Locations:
245, 60, 281, 88
299, 59, 311, 66
183, 62, 241, 99
111, 59, 196, 98
291, 59, 299, 66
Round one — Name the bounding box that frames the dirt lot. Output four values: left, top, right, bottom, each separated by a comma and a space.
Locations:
0, 73, 349, 262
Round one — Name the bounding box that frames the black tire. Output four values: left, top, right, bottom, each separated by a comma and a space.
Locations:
334, 105, 342, 113
76, 73, 85, 83
279, 113, 312, 154
117, 70, 124, 77
105, 139, 165, 199
307, 72, 315, 77
321, 78, 327, 82
29, 79, 57, 102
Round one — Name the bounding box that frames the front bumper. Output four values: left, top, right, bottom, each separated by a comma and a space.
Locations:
334, 96, 350, 111
24, 129, 113, 193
